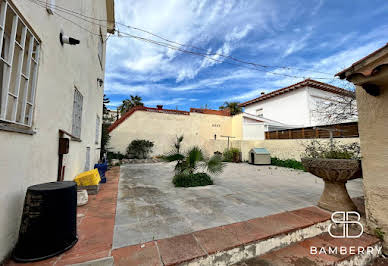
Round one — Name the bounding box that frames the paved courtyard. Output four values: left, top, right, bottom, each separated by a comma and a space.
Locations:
113, 162, 363, 249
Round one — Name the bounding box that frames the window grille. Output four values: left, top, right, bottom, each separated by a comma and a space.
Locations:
72, 88, 83, 138
0, 0, 40, 127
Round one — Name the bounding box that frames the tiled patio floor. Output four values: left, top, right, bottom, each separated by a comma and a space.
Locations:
114, 162, 363, 248
5, 164, 369, 266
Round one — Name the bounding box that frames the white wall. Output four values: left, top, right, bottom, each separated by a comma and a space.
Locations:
243, 122, 265, 140
0, 0, 109, 261
244, 87, 354, 127
307, 87, 356, 126
244, 88, 310, 126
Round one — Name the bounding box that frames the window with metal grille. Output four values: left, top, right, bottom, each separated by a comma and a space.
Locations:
95, 115, 100, 144
72, 88, 83, 138
0, 0, 40, 127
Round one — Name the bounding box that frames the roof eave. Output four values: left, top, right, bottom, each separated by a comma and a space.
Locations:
336, 43, 388, 80
106, 0, 115, 34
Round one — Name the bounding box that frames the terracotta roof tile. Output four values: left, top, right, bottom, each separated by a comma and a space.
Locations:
239, 79, 353, 107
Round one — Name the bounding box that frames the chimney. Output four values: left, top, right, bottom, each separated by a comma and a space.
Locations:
157, 105, 163, 110
261, 92, 265, 95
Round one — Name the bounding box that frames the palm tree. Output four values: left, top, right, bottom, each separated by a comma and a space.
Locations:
163, 136, 224, 176
119, 95, 144, 114
219, 101, 242, 115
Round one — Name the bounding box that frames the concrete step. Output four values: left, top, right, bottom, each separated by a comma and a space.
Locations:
112, 206, 335, 265
233, 231, 381, 266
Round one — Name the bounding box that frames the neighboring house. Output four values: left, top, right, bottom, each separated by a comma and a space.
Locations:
104, 108, 120, 122
240, 79, 355, 127
108, 105, 292, 156
337, 43, 388, 252
0, 0, 115, 261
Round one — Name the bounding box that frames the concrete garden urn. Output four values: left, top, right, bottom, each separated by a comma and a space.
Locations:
301, 158, 362, 211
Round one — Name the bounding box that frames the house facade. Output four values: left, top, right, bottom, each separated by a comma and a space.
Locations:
337, 43, 388, 252
0, 0, 114, 261
240, 79, 355, 127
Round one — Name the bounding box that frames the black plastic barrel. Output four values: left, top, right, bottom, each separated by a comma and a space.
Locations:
13, 181, 78, 262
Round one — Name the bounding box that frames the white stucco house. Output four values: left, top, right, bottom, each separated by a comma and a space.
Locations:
0, 0, 115, 261
240, 79, 356, 127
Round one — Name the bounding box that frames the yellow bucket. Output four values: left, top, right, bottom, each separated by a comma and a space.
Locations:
74, 169, 101, 186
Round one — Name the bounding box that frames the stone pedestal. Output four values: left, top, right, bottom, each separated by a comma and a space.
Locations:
301, 158, 362, 212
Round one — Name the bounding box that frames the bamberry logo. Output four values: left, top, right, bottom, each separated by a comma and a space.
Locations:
310, 211, 382, 256
328, 211, 363, 238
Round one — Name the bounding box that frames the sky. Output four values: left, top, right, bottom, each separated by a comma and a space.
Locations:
105, 0, 388, 111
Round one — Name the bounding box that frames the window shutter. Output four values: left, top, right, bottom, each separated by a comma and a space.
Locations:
95, 115, 100, 144
72, 88, 83, 138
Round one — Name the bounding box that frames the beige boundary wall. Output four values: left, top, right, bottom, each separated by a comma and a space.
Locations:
202, 138, 360, 161
109, 107, 360, 162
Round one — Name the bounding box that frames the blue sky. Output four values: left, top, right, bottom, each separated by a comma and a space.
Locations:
105, 0, 388, 111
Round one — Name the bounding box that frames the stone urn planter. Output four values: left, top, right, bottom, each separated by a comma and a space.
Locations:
301, 158, 362, 211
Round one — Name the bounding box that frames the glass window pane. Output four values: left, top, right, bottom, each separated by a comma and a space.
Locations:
27, 61, 36, 102
16, 76, 26, 122
5, 94, 15, 120
9, 44, 21, 95
21, 32, 31, 76
24, 103, 30, 124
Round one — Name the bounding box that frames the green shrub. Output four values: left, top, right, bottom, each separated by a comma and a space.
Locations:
126, 139, 154, 159
271, 157, 305, 171
172, 173, 213, 187
222, 148, 241, 162
107, 151, 126, 160
303, 140, 360, 159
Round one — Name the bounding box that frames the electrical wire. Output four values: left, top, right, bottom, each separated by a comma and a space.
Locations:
29, 0, 340, 79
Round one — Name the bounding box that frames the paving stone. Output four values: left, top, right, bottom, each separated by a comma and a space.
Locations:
289, 206, 331, 223
193, 225, 242, 254
112, 241, 162, 266
157, 234, 206, 265
246, 211, 314, 237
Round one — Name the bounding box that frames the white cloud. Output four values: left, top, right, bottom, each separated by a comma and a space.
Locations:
144, 98, 198, 106
106, 0, 276, 84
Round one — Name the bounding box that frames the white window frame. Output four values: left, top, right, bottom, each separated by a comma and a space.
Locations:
95, 114, 100, 144
46, 0, 55, 15
0, 0, 40, 127
72, 87, 83, 138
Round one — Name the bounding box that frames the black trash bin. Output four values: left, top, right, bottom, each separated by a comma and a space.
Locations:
13, 181, 78, 262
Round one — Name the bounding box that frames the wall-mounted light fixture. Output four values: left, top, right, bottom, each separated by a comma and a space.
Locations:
97, 78, 104, 87
59, 31, 80, 46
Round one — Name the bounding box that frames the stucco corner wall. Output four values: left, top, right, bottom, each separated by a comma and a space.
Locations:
356, 83, 388, 251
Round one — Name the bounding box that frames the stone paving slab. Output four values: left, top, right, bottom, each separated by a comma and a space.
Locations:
113, 162, 363, 249
111, 206, 334, 265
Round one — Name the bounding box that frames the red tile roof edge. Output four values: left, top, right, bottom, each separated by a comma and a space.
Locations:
190, 108, 231, 116
336, 42, 388, 79
108, 106, 190, 132
108, 106, 230, 132
239, 79, 353, 107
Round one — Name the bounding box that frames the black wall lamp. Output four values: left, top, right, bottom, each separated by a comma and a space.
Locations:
59, 31, 80, 46
97, 78, 104, 87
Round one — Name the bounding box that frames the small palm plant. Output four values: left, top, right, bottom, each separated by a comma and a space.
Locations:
163, 136, 224, 187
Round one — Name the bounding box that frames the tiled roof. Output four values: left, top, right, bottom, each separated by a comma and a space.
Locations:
108, 106, 230, 132
336, 42, 388, 79
239, 79, 353, 107
108, 106, 190, 132
190, 108, 230, 116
